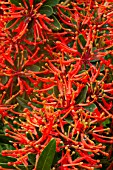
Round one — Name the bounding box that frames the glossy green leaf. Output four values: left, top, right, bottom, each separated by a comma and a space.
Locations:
102, 118, 111, 127
64, 117, 73, 123
10, 0, 22, 6
1, 76, 8, 85
16, 97, 32, 110
0, 134, 15, 144
18, 165, 34, 170
36, 127, 42, 138
76, 85, 88, 104
79, 34, 86, 47
51, 15, 61, 30
97, 75, 103, 80
0, 144, 15, 152
84, 103, 97, 112
48, 89, 53, 95
36, 138, 56, 170
26, 132, 33, 140
28, 153, 36, 165
0, 163, 14, 169
90, 58, 100, 62
100, 64, 105, 71
45, 0, 60, 6
77, 34, 86, 53
39, 5, 53, 17
5, 19, 16, 28
0, 154, 16, 163
26, 65, 40, 72
71, 18, 77, 25
105, 54, 112, 60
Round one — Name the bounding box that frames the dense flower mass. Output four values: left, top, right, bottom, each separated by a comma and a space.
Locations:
0, 0, 113, 170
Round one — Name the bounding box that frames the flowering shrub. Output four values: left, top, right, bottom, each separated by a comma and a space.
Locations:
0, 0, 113, 169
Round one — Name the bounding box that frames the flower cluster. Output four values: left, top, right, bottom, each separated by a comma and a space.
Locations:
0, 0, 113, 170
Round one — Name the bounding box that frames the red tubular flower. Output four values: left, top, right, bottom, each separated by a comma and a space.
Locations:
102, 98, 112, 110
0, 0, 113, 169
2, 1, 54, 43
92, 133, 113, 144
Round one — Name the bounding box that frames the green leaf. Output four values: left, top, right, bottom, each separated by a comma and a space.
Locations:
36, 138, 56, 170
0, 154, 16, 163
79, 34, 86, 47
34, 0, 41, 4
102, 118, 111, 127
97, 75, 103, 80
18, 165, 34, 170
26, 132, 33, 140
39, 5, 53, 17
105, 54, 112, 60
64, 116, 73, 123
0, 144, 15, 152
48, 89, 53, 95
84, 103, 97, 112
90, 58, 100, 62
71, 18, 77, 25
100, 64, 105, 71
76, 85, 88, 104
28, 153, 36, 165
53, 86, 59, 98
77, 34, 86, 53
45, 0, 60, 6
36, 127, 42, 138
1, 76, 8, 85
32, 102, 43, 108
10, 0, 22, 6
16, 97, 32, 111
0, 134, 15, 144
26, 65, 40, 72
5, 19, 16, 28
0, 163, 14, 169
0, 163, 33, 169
51, 15, 61, 30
